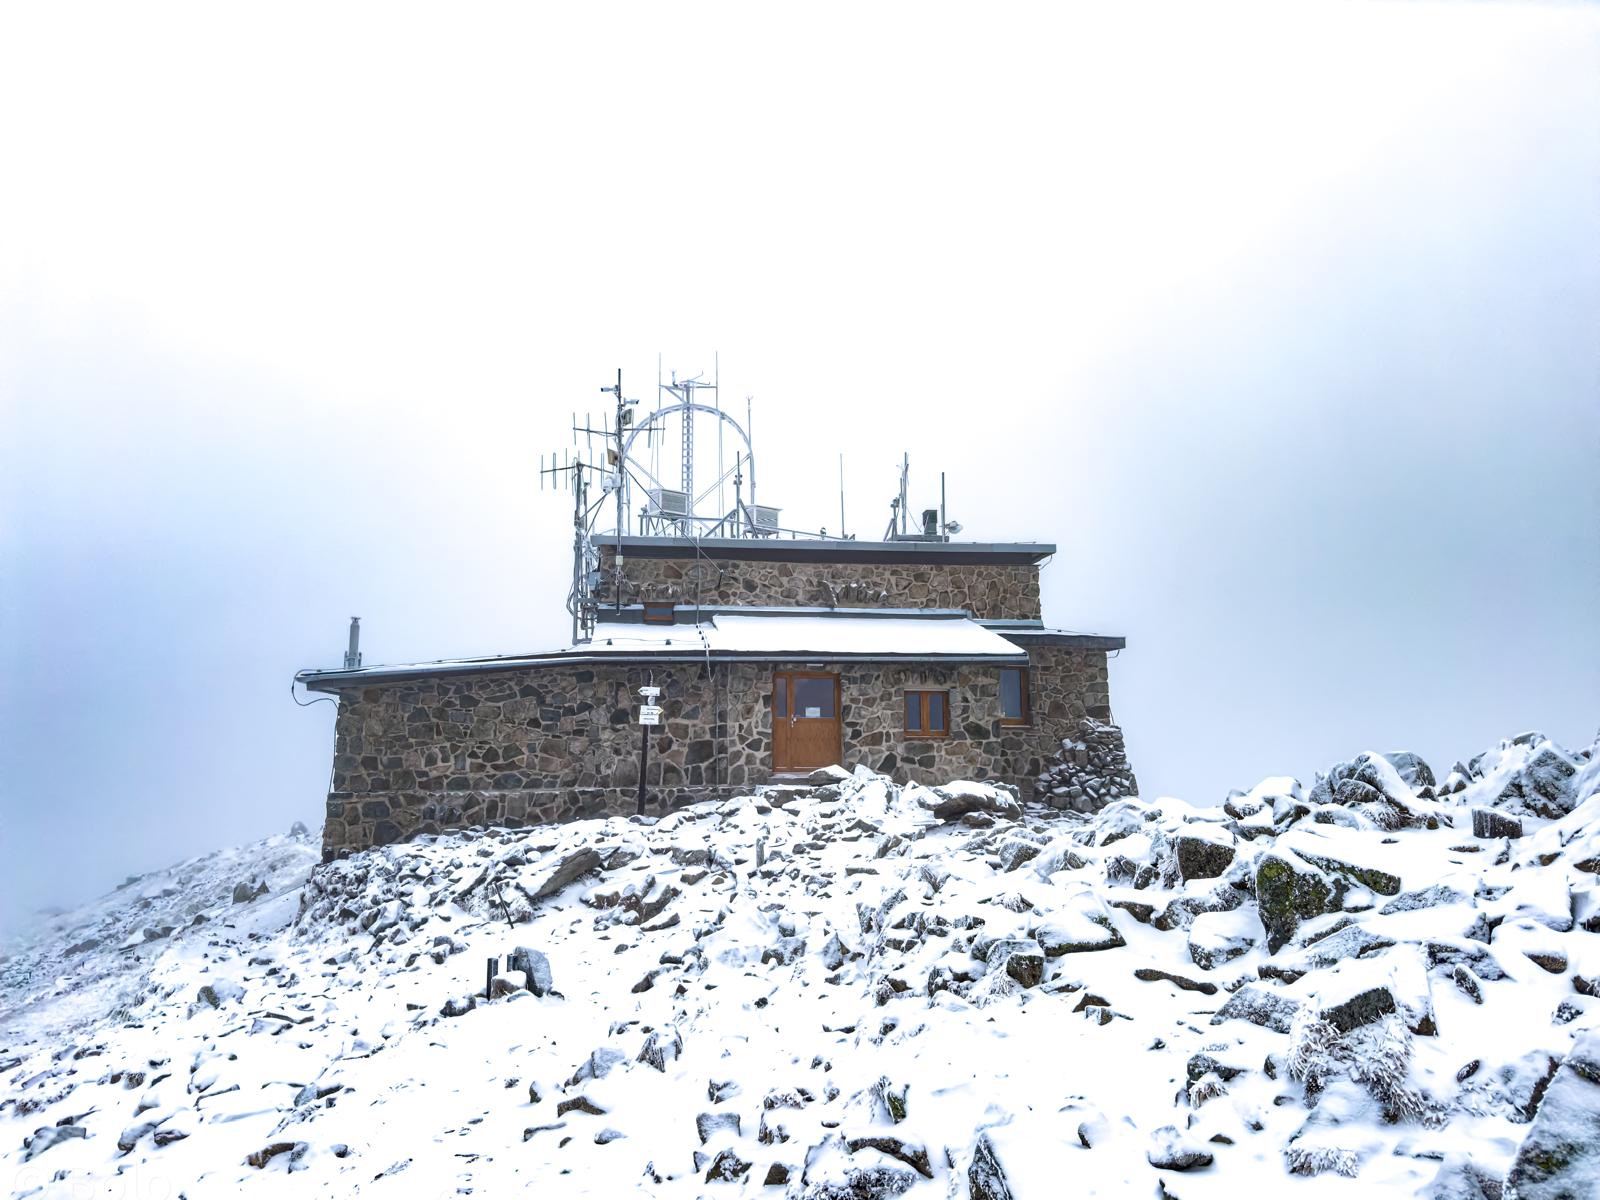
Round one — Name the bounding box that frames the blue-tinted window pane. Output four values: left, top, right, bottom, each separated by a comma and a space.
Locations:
1000, 669, 1024, 720
905, 693, 922, 731
929, 692, 947, 732
774, 678, 787, 718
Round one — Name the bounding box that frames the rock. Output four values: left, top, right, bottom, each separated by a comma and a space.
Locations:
911, 780, 1022, 822
1147, 1125, 1214, 1171
1175, 834, 1236, 882
440, 995, 474, 1018
567, 1048, 627, 1085
1186, 1053, 1246, 1085
232, 881, 256, 904
1294, 848, 1401, 896
245, 1141, 307, 1170
702, 1148, 752, 1182
847, 1135, 934, 1178
1319, 985, 1398, 1033
196, 978, 245, 1008
1381, 751, 1435, 790
289, 819, 310, 837
968, 1133, 1016, 1200
520, 847, 603, 903
1035, 893, 1126, 955
637, 1026, 684, 1072
556, 1095, 607, 1117
1421, 1154, 1508, 1199
488, 973, 522, 998
1451, 965, 1483, 1004
1188, 909, 1259, 970
1255, 853, 1344, 953
696, 1111, 741, 1144
1473, 809, 1523, 840
1521, 744, 1579, 817
1380, 884, 1470, 914
22, 1124, 87, 1161
1525, 950, 1568, 975
507, 947, 554, 996
1210, 984, 1301, 1033
1002, 949, 1044, 989
996, 838, 1044, 872
1504, 1029, 1600, 1198
1134, 968, 1218, 995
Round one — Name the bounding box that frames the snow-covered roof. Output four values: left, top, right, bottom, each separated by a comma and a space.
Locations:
589, 612, 1025, 658
298, 610, 1027, 691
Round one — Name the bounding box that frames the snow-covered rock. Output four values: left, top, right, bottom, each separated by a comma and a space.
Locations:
1, 731, 1596, 1198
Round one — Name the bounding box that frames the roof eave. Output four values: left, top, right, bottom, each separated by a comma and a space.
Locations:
297, 649, 1030, 692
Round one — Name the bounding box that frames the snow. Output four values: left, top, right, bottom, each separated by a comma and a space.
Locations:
585, 611, 1027, 659
2, 731, 1597, 1197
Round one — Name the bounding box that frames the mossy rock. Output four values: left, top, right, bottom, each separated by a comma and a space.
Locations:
1255, 853, 1344, 953
1296, 850, 1401, 896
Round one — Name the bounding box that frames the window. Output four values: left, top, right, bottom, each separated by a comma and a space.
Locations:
999, 667, 1030, 725
642, 601, 674, 625
905, 690, 949, 737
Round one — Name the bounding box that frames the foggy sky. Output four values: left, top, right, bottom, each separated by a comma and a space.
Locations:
3, 1, 1598, 931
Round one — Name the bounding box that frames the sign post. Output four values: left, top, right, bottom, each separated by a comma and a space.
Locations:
636, 686, 662, 815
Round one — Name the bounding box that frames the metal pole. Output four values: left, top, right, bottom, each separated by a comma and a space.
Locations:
940, 471, 946, 541
839, 454, 846, 539
637, 722, 650, 815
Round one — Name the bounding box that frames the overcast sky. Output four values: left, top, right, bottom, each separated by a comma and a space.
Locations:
3, 1, 1597, 929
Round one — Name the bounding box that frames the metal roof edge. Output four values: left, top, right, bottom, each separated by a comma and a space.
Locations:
297, 648, 1030, 692
594, 534, 1055, 565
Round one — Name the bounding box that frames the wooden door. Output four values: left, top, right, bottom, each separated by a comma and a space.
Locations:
771, 670, 841, 773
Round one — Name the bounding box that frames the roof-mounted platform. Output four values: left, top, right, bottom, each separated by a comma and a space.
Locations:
596, 534, 1055, 567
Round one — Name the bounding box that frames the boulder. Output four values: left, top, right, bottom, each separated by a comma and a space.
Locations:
1473, 809, 1523, 840
22, 1124, 87, 1162
1294, 848, 1401, 896
1381, 751, 1436, 790
1319, 985, 1398, 1034
1001, 948, 1045, 989
911, 781, 1022, 823
1256, 853, 1344, 953
196, 978, 245, 1008
1147, 1125, 1213, 1171
1504, 1030, 1600, 1199
1175, 834, 1236, 882
1188, 909, 1259, 970
1521, 744, 1580, 818
636, 1026, 683, 1072
508, 946, 554, 996
1034, 896, 1126, 956
967, 1134, 1016, 1200
520, 847, 603, 904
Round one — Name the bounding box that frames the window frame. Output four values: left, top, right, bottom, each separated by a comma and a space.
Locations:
642, 601, 675, 625
998, 666, 1031, 726
903, 689, 951, 738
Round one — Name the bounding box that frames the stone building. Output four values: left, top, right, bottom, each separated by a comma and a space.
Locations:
298, 534, 1129, 859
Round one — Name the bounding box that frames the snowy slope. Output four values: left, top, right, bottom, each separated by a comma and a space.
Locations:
2, 733, 1597, 1198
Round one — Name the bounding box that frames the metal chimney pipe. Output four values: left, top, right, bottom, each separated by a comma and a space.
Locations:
344, 617, 362, 669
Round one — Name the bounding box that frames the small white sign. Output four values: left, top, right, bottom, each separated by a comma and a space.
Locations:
639, 704, 662, 726
804, 706, 822, 718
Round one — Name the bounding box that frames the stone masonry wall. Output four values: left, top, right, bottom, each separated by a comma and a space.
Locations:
322, 648, 1112, 858
598, 550, 1042, 621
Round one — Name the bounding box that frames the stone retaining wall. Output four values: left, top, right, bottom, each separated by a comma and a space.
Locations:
598, 549, 1041, 621
321, 648, 1117, 858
